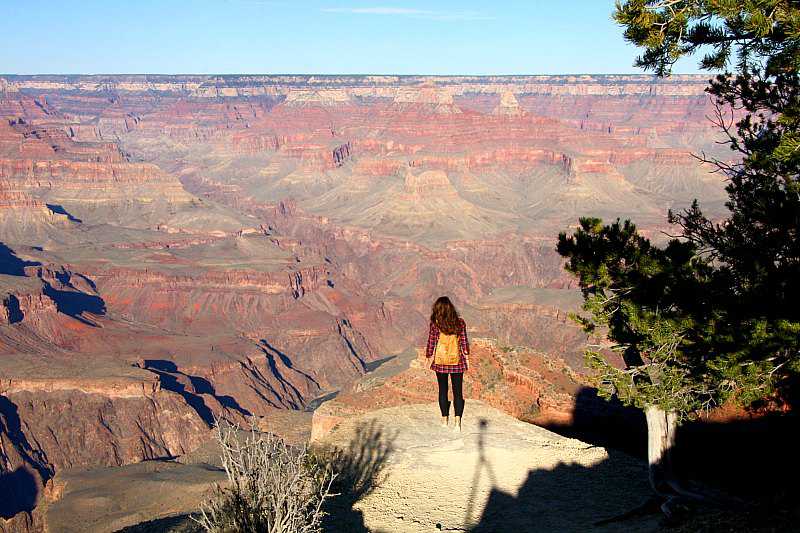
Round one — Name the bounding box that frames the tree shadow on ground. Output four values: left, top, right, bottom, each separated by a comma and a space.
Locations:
471, 452, 652, 532
674, 411, 800, 513
532, 386, 800, 531
452, 409, 651, 532
542, 387, 647, 459
546, 388, 800, 507
316, 418, 397, 533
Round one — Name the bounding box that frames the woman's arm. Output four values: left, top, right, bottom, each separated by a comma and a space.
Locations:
458, 319, 470, 356
425, 321, 438, 359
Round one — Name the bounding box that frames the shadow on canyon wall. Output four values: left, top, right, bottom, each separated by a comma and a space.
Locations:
0, 396, 53, 519
1, 242, 38, 324
45, 203, 83, 223
260, 339, 319, 408
140, 359, 252, 426
305, 390, 340, 412
42, 281, 107, 325
364, 355, 397, 372
0, 241, 40, 276
2, 240, 106, 326
0, 467, 38, 520
3, 294, 23, 323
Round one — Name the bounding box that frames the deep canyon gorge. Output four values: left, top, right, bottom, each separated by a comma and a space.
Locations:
0, 74, 729, 531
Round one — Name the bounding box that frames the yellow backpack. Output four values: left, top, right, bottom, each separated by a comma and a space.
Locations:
434, 333, 461, 366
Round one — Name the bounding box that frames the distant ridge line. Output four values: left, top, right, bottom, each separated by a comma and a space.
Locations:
0, 73, 711, 98
1, 73, 710, 80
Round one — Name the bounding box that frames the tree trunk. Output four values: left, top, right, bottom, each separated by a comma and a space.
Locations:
644, 405, 678, 496
596, 405, 735, 525
591, 406, 682, 526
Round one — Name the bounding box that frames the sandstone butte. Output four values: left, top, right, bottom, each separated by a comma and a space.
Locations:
0, 74, 743, 532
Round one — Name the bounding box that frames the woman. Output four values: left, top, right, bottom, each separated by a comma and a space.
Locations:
425, 296, 470, 431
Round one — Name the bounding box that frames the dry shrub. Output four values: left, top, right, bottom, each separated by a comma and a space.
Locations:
195, 421, 335, 533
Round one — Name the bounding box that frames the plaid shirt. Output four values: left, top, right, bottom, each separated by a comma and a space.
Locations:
425, 318, 469, 373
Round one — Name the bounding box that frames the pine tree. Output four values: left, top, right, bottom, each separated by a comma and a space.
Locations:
558, 0, 800, 513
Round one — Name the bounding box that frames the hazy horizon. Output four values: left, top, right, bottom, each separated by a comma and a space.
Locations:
2, 72, 712, 77
3, 1, 705, 76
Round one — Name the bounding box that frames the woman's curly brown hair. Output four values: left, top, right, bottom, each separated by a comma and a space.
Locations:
430, 296, 461, 335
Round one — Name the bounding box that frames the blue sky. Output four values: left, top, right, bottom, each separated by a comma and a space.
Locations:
1, 1, 703, 75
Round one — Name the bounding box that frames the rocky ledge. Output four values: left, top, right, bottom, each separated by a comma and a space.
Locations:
314, 401, 657, 533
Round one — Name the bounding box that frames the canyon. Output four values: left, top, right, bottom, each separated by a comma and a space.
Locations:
0, 74, 727, 531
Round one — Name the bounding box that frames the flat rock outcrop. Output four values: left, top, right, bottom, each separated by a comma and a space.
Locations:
43, 459, 224, 533
283, 89, 352, 107
392, 86, 462, 114
315, 401, 657, 532
309, 338, 592, 443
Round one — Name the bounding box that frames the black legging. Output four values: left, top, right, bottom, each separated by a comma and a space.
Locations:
436, 372, 464, 417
